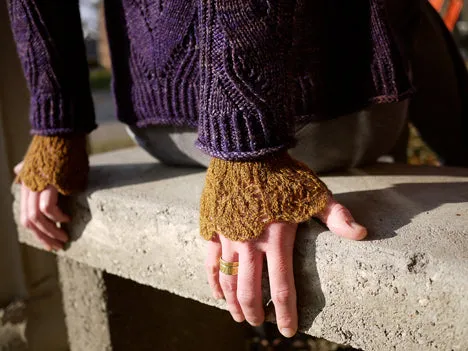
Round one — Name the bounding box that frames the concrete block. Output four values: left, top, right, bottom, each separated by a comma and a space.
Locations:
13, 147, 468, 351
57, 258, 111, 351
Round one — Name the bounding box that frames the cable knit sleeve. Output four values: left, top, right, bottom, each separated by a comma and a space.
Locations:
7, 0, 96, 135
195, 1, 332, 241
195, 0, 296, 160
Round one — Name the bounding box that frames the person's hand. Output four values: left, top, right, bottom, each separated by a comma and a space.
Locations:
15, 161, 70, 251
205, 194, 367, 338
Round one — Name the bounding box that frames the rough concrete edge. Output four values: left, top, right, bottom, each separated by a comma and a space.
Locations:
10, 162, 468, 351
57, 257, 112, 351
15, 213, 468, 351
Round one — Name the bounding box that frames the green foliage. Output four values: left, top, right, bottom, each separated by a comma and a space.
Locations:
408, 124, 440, 166
89, 68, 112, 91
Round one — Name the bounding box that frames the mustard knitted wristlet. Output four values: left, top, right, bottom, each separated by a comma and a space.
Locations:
17, 135, 89, 195
200, 152, 330, 242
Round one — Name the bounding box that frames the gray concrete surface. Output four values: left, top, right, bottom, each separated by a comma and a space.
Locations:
93, 91, 115, 124
57, 258, 111, 351
13, 147, 468, 351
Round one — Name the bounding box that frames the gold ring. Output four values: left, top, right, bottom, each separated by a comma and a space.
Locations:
219, 257, 239, 276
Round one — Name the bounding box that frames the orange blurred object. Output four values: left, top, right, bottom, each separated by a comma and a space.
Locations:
430, 0, 445, 12
429, 0, 464, 31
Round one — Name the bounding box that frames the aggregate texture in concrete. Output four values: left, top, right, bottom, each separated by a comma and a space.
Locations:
57, 258, 112, 351
13, 147, 468, 351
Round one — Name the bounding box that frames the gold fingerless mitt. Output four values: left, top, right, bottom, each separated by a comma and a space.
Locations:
200, 152, 330, 241
16, 135, 89, 195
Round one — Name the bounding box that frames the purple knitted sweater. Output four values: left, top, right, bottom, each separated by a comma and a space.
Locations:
8, 0, 417, 160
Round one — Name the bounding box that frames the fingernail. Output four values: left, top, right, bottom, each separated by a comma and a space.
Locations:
248, 319, 263, 327
233, 315, 245, 323
350, 221, 365, 231
280, 328, 296, 338
348, 221, 360, 229
348, 221, 364, 231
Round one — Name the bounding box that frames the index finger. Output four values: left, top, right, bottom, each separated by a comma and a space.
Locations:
265, 222, 298, 338
39, 186, 71, 223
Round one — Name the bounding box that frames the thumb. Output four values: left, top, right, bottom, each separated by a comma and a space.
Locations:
14, 161, 24, 176
315, 196, 368, 241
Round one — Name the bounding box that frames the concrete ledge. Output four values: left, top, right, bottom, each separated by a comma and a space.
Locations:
13, 147, 468, 351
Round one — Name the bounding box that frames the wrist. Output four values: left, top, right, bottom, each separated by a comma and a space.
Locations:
17, 134, 89, 195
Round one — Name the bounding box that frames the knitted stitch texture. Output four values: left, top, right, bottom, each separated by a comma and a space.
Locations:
8, 0, 416, 161
200, 153, 329, 241
7, 0, 96, 134
17, 135, 89, 195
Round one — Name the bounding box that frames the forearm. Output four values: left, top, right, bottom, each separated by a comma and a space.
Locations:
7, 0, 96, 134
196, 0, 296, 160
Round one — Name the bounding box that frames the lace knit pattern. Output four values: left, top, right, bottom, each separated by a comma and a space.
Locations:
17, 135, 89, 195
8, 0, 416, 161
200, 152, 330, 242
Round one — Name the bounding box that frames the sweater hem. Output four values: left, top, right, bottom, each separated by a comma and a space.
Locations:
31, 124, 98, 136
30, 93, 96, 135
195, 139, 296, 161
132, 118, 199, 129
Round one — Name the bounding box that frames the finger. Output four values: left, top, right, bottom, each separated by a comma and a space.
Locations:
219, 236, 244, 323
39, 186, 71, 223
20, 185, 29, 228
28, 192, 68, 244
237, 245, 264, 326
205, 236, 224, 299
29, 222, 63, 251
315, 197, 367, 240
266, 223, 298, 338
14, 161, 24, 176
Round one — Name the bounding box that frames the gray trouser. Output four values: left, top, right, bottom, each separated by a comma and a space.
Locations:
127, 101, 408, 173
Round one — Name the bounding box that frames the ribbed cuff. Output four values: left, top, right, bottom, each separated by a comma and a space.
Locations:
195, 138, 295, 161
30, 93, 97, 135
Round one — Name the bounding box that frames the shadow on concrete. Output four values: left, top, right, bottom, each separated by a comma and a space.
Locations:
104, 273, 248, 351
294, 223, 326, 333
321, 163, 468, 178
334, 181, 467, 241
86, 162, 205, 192
61, 158, 466, 346
292, 180, 467, 332
60, 162, 204, 245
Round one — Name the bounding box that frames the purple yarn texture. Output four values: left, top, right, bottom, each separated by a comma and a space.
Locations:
8, 0, 416, 160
